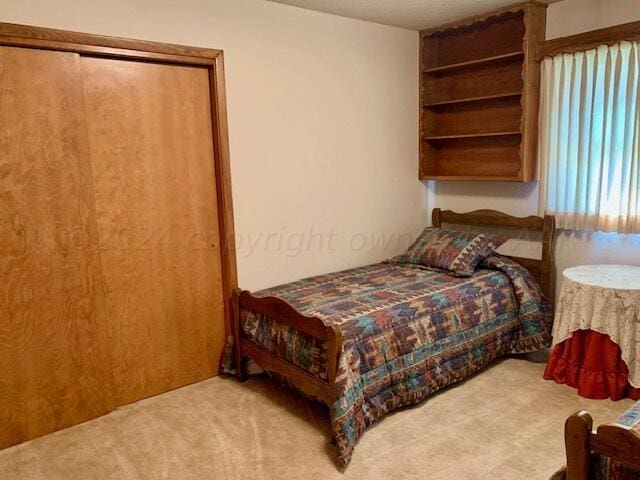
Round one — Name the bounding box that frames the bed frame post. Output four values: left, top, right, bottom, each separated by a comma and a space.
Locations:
231, 288, 246, 382
541, 214, 556, 302
431, 208, 442, 228
326, 326, 343, 388
565, 411, 593, 480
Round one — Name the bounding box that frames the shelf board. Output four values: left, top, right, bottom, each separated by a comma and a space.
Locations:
420, 174, 525, 182
422, 51, 524, 74
424, 91, 522, 107
423, 131, 521, 141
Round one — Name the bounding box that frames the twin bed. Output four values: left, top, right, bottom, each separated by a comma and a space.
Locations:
231, 208, 556, 467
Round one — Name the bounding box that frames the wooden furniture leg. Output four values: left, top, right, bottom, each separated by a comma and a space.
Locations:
565, 411, 593, 480
232, 288, 246, 382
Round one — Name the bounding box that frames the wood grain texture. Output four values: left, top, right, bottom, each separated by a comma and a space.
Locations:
423, 11, 525, 68
421, 0, 547, 35
540, 214, 556, 302
520, 2, 546, 181
231, 289, 246, 382
423, 95, 522, 137
235, 289, 344, 403
422, 51, 523, 74
238, 291, 329, 340
593, 424, 640, 471
434, 208, 544, 230
561, 409, 640, 479
81, 57, 225, 405
565, 411, 593, 480
421, 135, 523, 179
422, 59, 523, 105
0, 23, 237, 449
537, 19, 640, 60
0, 22, 221, 59
0, 46, 115, 448
209, 54, 238, 341
424, 91, 522, 107
419, 1, 546, 182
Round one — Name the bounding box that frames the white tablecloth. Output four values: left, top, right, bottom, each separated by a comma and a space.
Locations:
551, 265, 640, 387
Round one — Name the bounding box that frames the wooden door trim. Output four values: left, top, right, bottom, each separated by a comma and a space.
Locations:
0, 22, 221, 60
0, 22, 238, 343
0, 35, 217, 65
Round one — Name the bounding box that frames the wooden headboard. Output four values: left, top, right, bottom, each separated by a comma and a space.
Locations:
432, 208, 556, 299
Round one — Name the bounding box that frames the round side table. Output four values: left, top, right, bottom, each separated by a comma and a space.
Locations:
544, 265, 640, 400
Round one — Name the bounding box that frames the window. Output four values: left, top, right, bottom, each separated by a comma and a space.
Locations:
538, 41, 640, 233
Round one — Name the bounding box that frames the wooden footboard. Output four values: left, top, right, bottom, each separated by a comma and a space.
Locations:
232, 288, 343, 405
564, 410, 640, 479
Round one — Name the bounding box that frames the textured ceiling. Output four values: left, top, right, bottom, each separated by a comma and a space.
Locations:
266, 0, 557, 31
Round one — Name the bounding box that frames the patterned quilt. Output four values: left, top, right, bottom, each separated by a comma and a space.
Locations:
240, 254, 552, 467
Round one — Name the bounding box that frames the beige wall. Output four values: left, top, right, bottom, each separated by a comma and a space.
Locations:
2, 0, 422, 290
6, 0, 637, 296
426, 0, 640, 298
546, 0, 640, 39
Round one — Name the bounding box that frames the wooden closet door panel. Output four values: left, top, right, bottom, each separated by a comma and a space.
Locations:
0, 47, 115, 448
80, 57, 225, 404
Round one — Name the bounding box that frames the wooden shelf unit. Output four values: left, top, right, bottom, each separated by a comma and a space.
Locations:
419, 1, 547, 182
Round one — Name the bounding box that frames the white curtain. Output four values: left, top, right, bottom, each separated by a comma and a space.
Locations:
539, 41, 640, 234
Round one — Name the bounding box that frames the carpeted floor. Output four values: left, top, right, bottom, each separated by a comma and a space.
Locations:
0, 357, 632, 480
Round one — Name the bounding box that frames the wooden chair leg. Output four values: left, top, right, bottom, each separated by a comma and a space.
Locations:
565, 411, 593, 480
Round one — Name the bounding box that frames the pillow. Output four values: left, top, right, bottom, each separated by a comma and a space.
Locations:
392, 227, 508, 276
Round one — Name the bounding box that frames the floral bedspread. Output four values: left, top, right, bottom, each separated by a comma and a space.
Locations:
240, 254, 552, 467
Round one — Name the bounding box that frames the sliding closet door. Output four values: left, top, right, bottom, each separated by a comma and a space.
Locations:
80, 57, 225, 405
0, 47, 115, 447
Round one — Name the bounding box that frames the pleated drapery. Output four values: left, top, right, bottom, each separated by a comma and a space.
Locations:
539, 41, 640, 233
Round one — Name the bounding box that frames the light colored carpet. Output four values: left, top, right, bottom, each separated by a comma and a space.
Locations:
0, 357, 632, 480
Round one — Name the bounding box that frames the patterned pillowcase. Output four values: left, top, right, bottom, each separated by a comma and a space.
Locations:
392, 227, 508, 276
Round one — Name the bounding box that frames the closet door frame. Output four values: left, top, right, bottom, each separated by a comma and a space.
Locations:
0, 22, 238, 338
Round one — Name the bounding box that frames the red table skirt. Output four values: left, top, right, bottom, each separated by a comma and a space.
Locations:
544, 329, 640, 401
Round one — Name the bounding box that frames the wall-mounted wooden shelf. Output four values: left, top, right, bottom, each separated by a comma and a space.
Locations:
422, 51, 524, 74
419, 1, 547, 182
